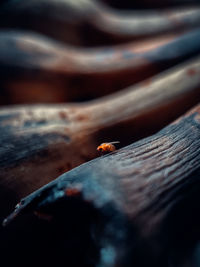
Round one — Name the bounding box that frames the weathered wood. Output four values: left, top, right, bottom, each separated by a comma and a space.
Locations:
1, 0, 200, 46
1, 29, 200, 104
4, 103, 200, 267
0, 56, 200, 204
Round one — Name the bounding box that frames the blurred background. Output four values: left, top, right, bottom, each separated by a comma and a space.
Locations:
0, 0, 200, 105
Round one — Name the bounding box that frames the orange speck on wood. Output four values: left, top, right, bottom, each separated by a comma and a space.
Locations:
142, 78, 152, 87
65, 188, 81, 197
75, 114, 89, 121
59, 111, 68, 119
187, 68, 196, 76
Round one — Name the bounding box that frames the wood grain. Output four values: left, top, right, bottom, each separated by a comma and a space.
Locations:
4, 103, 200, 267
0, 55, 200, 206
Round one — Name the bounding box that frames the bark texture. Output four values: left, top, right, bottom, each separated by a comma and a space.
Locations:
3, 104, 200, 267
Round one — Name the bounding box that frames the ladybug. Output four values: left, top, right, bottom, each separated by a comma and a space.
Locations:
97, 142, 120, 153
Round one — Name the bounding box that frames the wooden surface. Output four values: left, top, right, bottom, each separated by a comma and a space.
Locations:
0, 1, 200, 266
1, 28, 200, 104
0, 56, 200, 205
1, 0, 200, 46
3, 103, 200, 267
